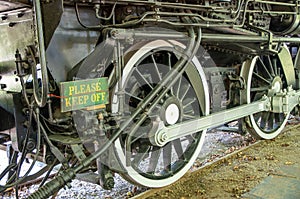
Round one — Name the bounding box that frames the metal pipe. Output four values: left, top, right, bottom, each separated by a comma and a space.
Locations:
113, 29, 300, 44
254, 0, 296, 6
32, 0, 49, 107
201, 34, 300, 43
94, 2, 117, 20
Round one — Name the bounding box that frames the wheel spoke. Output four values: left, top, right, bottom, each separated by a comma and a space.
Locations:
172, 139, 185, 161
132, 132, 148, 144
250, 86, 269, 92
253, 72, 272, 85
267, 56, 275, 77
269, 113, 274, 130
163, 142, 172, 172
125, 91, 143, 101
275, 113, 281, 124
167, 52, 172, 72
183, 114, 197, 119
176, 76, 183, 98
183, 98, 196, 109
272, 58, 278, 75
260, 112, 269, 129
258, 57, 273, 79
183, 107, 195, 117
147, 147, 161, 173
132, 145, 151, 168
277, 67, 282, 77
133, 68, 154, 89
180, 83, 191, 101
254, 112, 262, 122
151, 54, 162, 81
183, 106, 199, 120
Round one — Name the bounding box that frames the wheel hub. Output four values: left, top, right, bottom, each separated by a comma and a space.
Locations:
160, 97, 182, 125
270, 76, 282, 95
165, 103, 180, 125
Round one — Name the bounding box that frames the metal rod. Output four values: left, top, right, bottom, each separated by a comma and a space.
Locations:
159, 98, 270, 145
202, 34, 300, 43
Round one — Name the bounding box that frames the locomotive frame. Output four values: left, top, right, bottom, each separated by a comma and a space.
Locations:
0, 0, 300, 198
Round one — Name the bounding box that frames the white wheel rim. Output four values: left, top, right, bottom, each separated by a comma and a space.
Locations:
242, 52, 290, 140
112, 40, 209, 187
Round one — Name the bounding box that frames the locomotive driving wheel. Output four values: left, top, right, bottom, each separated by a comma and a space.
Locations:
241, 45, 295, 139
112, 40, 209, 187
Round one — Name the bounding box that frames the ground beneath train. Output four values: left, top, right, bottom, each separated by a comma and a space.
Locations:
136, 123, 300, 199
1, 122, 299, 198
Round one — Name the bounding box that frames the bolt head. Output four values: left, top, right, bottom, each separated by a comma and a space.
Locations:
161, 133, 168, 142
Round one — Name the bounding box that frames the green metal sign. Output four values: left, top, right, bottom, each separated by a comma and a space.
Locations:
60, 78, 109, 112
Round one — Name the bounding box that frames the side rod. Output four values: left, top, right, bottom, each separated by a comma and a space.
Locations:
154, 88, 300, 146
153, 97, 270, 146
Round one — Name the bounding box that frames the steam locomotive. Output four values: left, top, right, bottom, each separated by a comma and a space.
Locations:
0, 0, 300, 198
